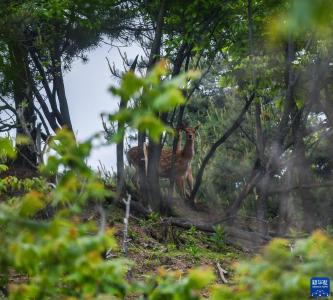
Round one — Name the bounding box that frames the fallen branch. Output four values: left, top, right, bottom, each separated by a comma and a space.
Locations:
216, 262, 228, 284
164, 216, 271, 252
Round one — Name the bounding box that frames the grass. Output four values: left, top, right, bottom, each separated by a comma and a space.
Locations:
103, 203, 245, 284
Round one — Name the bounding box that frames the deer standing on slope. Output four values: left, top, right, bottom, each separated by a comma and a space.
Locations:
175, 127, 194, 196
127, 125, 198, 199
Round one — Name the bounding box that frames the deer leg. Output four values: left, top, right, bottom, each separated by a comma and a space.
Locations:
186, 165, 194, 192
186, 170, 196, 204
176, 176, 186, 199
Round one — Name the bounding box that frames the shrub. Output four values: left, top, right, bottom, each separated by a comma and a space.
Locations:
212, 230, 333, 300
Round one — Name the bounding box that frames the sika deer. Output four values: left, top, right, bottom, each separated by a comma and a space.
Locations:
127, 125, 198, 198
175, 127, 194, 196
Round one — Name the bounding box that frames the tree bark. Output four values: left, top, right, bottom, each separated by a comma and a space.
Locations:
143, 0, 166, 212
116, 56, 138, 197
52, 44, 73, 130
224, 164, 262, 218
224, 35, 297, 222
248, 0, 268, 233
8, 42, 37, 169
292, 60, 322, 231
166, 47, 189, 212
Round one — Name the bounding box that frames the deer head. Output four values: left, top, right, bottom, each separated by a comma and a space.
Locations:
181, 125, 199, 159
185, 126, 199, 140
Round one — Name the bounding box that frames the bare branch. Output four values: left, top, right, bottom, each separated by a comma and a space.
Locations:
189, 92, 256, 203
216, 263, 228, 284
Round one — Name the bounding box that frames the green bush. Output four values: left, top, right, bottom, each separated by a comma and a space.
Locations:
138, 267, 215, 300
0, 176, 49, 195
0, 65, 208, 299
2, 132, 333, 299
0, 131, 129, 299
212, 230, 333, 300
210, 225, 226, 251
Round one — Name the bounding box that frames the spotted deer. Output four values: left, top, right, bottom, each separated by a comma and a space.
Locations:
175, 127, 194, 196
127, 125, 198, 198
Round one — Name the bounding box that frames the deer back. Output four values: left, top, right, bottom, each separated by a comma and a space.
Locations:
158, 149, 190, 178
127, 144, 148, 174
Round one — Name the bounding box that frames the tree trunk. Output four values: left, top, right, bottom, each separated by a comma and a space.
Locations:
166, 46, 189, 212
225, 35, 297, 223
52, 44, 73, 131
141, 0, 166, 212
292, 62, 321, 231
9, 43, 37, 169
278, 168, 297, 235
248, 0, 268, 233
117, 56, 138, 197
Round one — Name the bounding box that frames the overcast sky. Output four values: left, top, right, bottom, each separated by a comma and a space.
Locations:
64, 42, 141, 171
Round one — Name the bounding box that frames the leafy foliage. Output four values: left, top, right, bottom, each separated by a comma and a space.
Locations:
210, 225, 226, 252
0, 130, 216, 299
0, 138, 16, 161
0, 176, 49, 195
213, 230, 333, 300
1, 132, 333, 299
109, 61, 199, 142
0, 131, 129, 299
141, 267, 215, 300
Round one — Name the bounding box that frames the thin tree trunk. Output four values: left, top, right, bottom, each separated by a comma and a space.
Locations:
248, 0, 268, 233
293, 60, 322, 231
224, 161, 262, 218
137, 132, 148, 205
166, 48, 189, 212
52, 45, 73, 131
189, 93, 255, 203
144, 0, 166, 212
321, 87, 333, 127
116, 56, 138, 197
260, 36, 299, 233
9, 43, 37, 169
224, 35, 297, 221
278, 164, 296, 235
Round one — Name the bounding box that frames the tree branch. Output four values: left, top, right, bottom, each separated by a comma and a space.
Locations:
189, 92, 256, 202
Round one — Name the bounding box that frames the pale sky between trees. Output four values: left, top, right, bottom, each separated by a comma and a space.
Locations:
65, 42, 140, 171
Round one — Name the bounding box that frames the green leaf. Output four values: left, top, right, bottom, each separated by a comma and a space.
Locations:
19, 191, 45, 217
0, 137, 16, 159
135, 114, 166, 142
187, 267, 215, 289
0, 164, 8, 173
152, 88, 185, 112
120, 71, 144, 100
110, 108, 133, 123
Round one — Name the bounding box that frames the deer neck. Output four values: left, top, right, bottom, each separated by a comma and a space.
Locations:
182, 139, 194, 159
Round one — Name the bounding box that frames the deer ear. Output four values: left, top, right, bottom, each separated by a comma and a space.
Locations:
194, 124, 200, 131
